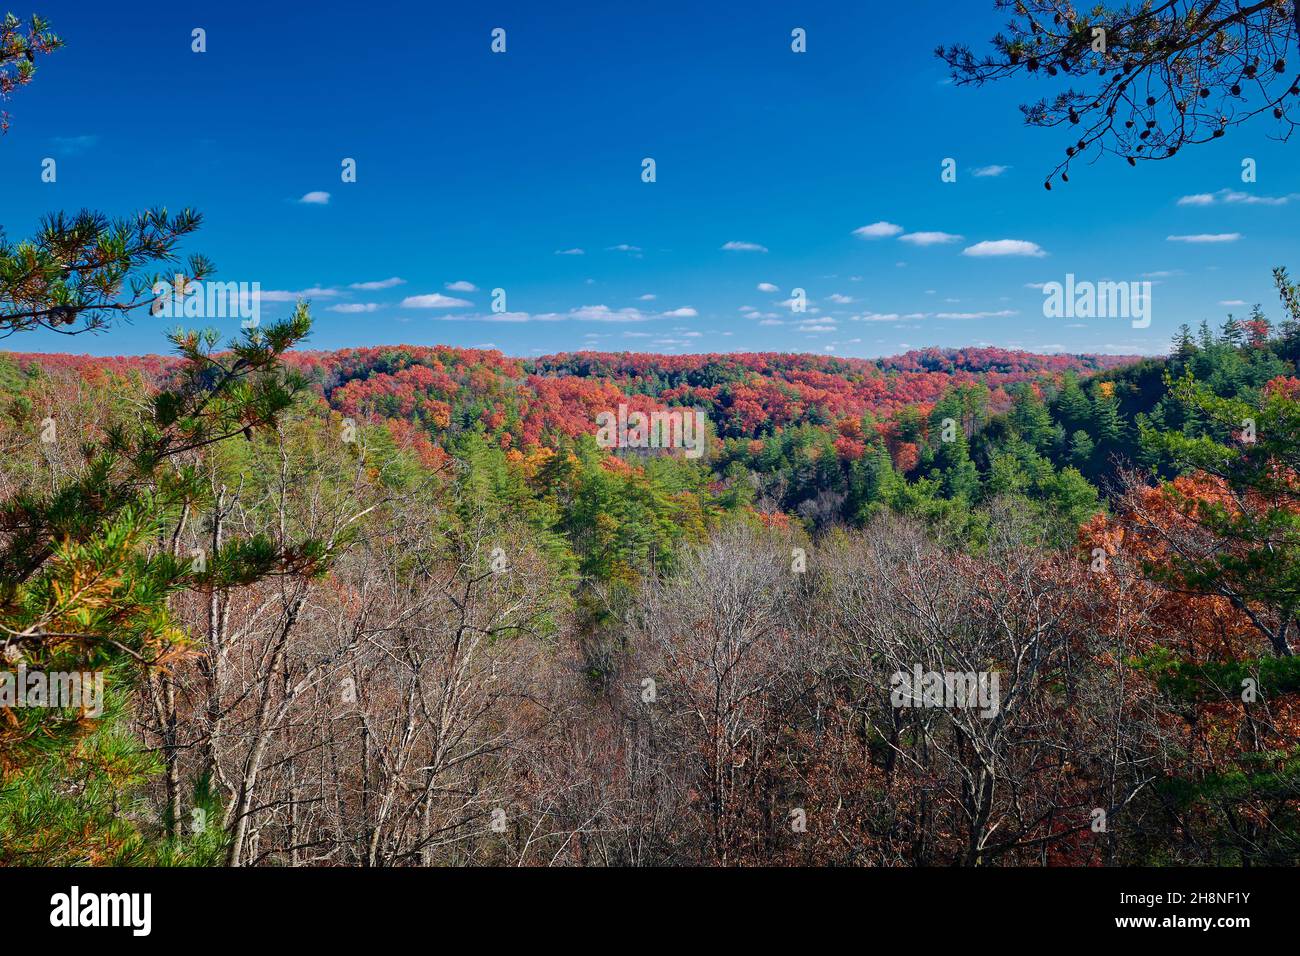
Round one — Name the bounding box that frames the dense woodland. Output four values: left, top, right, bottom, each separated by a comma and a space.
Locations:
2, 270, 1299, 865
3, 1, 1300, 868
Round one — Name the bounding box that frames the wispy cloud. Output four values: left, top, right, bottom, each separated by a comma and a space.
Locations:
972, 165, 1010, 177
757, 282, 780, 292
721, 241, 768, 252
554, 248, 585, 255
900, 231, 964, 246
257, 286, 342, 302
962, 239, 1047, 257
444, 280, 478, 292
1178, 189, 1297, 206
327, 303, 380, 313
1167, 233, 1241, 243
661, 307, 698, 318
935, 309, 1018, 319
528, 304, 651, 323
348, 277, 405, 290
853, 221, 904, 239
401, 293, 474, 308
638, 293, 657, 301
852, 312, 926, 322
297, 191, 330, 205
798, 320, 837, 333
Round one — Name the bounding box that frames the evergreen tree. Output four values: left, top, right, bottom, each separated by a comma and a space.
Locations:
935, 429, 981, 502
1221, 315, 1244, 347
1009, 386, 1056, 452
1054, 376, 1092, 436
1090, 389, 1124, 449
1198, 319, 1215, 350
1068, 428, 1095, 467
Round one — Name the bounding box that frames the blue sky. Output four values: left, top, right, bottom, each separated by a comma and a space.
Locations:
3, 0, 1298, 358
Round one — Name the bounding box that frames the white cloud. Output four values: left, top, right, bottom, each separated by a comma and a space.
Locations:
445, 280, 478, 292
757, 282, 780, 293
1167, 233, 1241, 243
327, 303, 380, 313
1179, 189, 1297, 206
827, 293, 854, 304
298, 191, 330, 205
721, 241, 768, 252
935, 309, 1017, 319
401, 293, 474, 308
900, 231, 964, 246
638, 293, 657, 301
554, 248, 585, 255
661, 307, 698, 318
257, 286, 342, 302
759, 319, 784, 326
853, 221, 904, 239
607, 244, 643, 254
972, 165, 1010, 177
348, 276, 405, 290
1219, 299, 1248, 306
1219, 189, 1295, 205
569, 304, 648, 322
962, 239, 1047, 257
